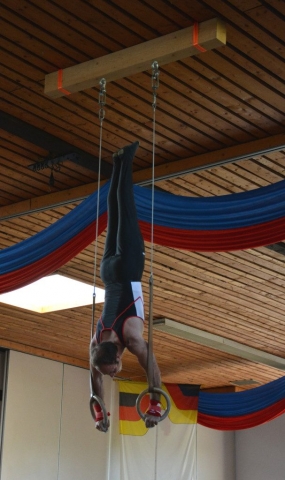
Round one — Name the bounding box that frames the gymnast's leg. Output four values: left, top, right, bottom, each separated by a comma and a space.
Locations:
100, 155, 121, 282
117, 141, 145, 281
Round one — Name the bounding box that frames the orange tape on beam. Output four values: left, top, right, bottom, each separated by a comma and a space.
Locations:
193, 22, 207, 53
57, 69, 71, 96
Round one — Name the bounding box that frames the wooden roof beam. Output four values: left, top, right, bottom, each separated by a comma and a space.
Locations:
44, 18, 226, 98
1, 132, 285, 221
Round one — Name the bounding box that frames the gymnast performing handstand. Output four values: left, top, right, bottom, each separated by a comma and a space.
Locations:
90, 141, 161, 432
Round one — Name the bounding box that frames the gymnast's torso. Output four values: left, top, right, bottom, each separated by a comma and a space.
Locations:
95, 280, 144, 347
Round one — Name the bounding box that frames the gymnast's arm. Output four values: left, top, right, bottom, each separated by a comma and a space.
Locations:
125, 318, 161, 391
125, 320, 162, 427
90, 364, 104, 400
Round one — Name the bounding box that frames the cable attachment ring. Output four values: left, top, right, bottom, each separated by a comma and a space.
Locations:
98, 78, 107, 122
151, 61, 160, 110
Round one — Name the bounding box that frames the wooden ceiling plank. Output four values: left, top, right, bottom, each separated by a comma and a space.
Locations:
0, 46, 45, 83
155, 272, 285, 326
152, 307, 284, 357
0, 338, 88, 368
0, 132, 46, 159
123, 68, 260, 145
99, 84, 214, 156
226, 160, 284, 185
159, 174, 242, 197
238, 4, 285, 43
263, 0, 285, 15
183, 55, 285, 131
165, 0, 213, 23
97, 104, 198, 161
200, 0, 285, 80
44, 18, 226, 98
153, 251, 285, 300
150, 256, 285, 311
30, 0, 147, 51
0, 162, 96, 200
0, 8, 72, 70
0, 108, 114, 177
226, 36, 285, 93
218, 250, 285, 280
1, 88, 102, 150
201, 162, 278, 193
124, 0, 191, 29
151, 287, 285, 337
177, 170, 244, 195
257, 153, 285, 175
155, 295, 285, 346
162, 61, 272, 140
228, 0, 262, 12
117, 75, 245, 149
57, 0, 156, 41
130, 133, 285, 184
205, 48, 285, 113
0, 97, 109, 166
149, 273, 275, 323
151, 256, 285, 321
2, 0, 138, 65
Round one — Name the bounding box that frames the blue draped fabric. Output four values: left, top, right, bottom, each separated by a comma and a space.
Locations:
199, 377, 285, 416
197, 376, 285, 430
1, 179, 285, 276
0, 183, 108, 274
1, 179, 285, 295
135, 179, 285, 229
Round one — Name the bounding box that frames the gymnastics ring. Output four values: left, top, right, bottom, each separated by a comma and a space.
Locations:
136, 387, 171, 422
89, 394, 109, 431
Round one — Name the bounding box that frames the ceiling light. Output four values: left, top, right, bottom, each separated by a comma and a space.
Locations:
229, 379, 261, 387
0, 274, 105, 313
153, 318, 285, 371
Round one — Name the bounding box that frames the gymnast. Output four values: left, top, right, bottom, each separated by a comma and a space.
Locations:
90, 141, 161, 432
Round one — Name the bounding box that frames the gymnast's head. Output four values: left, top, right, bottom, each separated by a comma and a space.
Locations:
90, 341, 122, 378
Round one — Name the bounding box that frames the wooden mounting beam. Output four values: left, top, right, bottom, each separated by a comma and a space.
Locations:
1, 133, 284, 221
44, 18, 226, 98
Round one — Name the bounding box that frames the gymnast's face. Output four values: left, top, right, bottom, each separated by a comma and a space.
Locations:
97, 358, 122, 378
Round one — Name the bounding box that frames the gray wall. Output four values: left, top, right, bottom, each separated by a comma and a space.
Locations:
0, 351, 110, 480
197, 424, 235, 480
236, 413, 285, 480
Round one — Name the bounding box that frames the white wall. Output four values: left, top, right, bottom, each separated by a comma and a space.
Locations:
0, 351, 5, 391
236, 414, 285, 480
197, 424, 235, 480
0, 351, 6, 420
1, 351, 63, 480
0, 350, 236, 480
0, 351, 111, 480
56, 363, 111, 480
0, 351, 7, 466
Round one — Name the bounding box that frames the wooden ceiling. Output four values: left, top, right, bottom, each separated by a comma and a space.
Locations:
1, 0, 285, 391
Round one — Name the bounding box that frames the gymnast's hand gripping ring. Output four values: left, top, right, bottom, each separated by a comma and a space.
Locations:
90, 394, 109, 431
135, 387, 171, 422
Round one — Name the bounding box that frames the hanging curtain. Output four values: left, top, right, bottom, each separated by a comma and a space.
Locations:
118, 381, 198, 480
